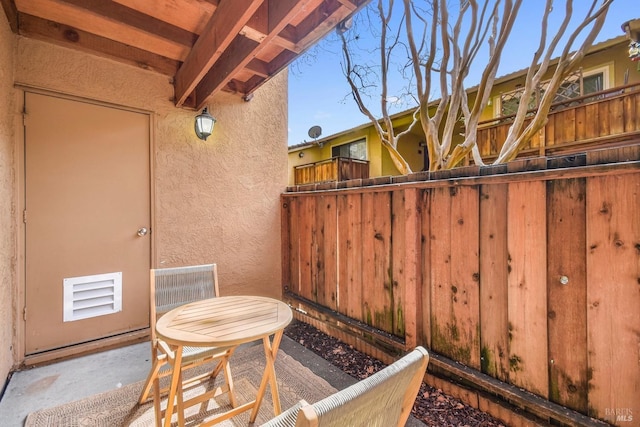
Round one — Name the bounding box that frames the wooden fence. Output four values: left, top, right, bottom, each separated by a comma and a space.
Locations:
281, 146, 640, 426
476, 83, 640, 159
294, 157, 369, 185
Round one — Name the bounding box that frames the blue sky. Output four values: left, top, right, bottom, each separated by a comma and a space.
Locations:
287, 0, 635, 146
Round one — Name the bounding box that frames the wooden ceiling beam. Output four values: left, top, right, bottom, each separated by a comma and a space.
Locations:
16, 0, 189, 60
293, 0, 347, 51
173, 0, 264, 107
270, 0, 360, 54
0, 0, 19, 32
271, 34, 299, 53
19, 14, 179, 76
57, 0, 197, 47
246, 57, 270, 77
265, 49, 298, 76
112, 0, 217, 34
8, 0, 371, 106
195, 35, 259, 105
193, 0, 315, 108
335, 0, 361, 11
241, 49, 297, 94
240, 0, 366, 96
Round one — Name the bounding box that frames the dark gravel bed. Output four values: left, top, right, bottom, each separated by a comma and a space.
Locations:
284, 321, 507, 427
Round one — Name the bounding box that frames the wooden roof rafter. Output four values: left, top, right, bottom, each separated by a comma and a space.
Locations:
1, 0, 370, 109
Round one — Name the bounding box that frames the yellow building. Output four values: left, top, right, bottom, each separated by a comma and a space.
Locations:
289, 35, 640, 185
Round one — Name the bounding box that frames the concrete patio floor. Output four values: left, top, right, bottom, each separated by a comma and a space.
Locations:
0, 335, 425, 426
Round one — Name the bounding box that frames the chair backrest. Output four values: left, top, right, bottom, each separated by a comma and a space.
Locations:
262, 346, 429, 427
149, 264, 219, 336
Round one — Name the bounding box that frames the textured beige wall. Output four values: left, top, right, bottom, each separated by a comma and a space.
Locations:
0, 16, 16, 383
13, 38, 287, 306
154, 83, 288, 297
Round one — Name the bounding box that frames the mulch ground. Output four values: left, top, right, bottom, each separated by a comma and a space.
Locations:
284, 320, 507, 427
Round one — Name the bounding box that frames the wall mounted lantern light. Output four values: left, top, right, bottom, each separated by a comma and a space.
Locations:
194, 107, 216, 141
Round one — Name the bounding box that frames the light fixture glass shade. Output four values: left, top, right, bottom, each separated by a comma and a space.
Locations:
194, 107, 216, 140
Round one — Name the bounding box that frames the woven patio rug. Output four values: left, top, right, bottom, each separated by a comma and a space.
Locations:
25, 344, 336, 426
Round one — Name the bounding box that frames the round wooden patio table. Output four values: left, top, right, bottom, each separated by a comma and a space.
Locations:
155, 295, 293, 427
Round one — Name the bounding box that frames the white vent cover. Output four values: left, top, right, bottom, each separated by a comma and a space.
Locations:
63, 272, 122, 322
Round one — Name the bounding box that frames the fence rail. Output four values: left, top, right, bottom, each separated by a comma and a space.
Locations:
281, 145, 640, 426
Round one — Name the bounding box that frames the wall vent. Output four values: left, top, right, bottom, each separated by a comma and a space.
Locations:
63, 272, 122, 322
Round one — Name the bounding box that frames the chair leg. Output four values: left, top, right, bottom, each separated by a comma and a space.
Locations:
176, 368, 186, 427
223, 357, 237, 408
139, 359, 163, 404
153, 375, 162, 427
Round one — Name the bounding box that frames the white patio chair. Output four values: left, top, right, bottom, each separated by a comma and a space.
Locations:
261, 346, 429, 427
138, 264, 237, 425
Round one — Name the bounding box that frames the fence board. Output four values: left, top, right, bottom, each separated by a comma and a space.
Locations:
420, 189, 432, 347
391, 191, 405, 337
597, 101, 611, 137
430, 187, 480, 366
553, 112, 563, 145
497, 124, 508, 151
299, 196, 316, 301
314, 196, 326, 305
546, 113, 556, 146
584, 103, 599, 140
524, 118, 537, 150
575, 105, 586, 141
634, 92, 640, 132
316, 195, 338, 310
391, 190, 417, 340
361, 191, 393, 332
402, 188, 421, 347
429, 187, 454, 358
609, 97, 624, 135
563, 109, 576, 143
288, 197, 300, 293
479, 183, 510, 382
546, 178, 588, 413
489, 127, 498, 155
531, 121, 541, 150
623, 93, 637, 133
554, 110, 566, 144
586, 174, 640, 423
281, 197, 291, 289
450, 186, 481, 369
507, 181, 549, 397
337, 193, 362, 318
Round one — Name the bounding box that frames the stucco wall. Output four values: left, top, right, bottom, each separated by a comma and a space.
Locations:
0, 16, 16, 383
14, 39, 287, 300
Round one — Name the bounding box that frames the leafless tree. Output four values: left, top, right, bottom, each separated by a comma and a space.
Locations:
339, 0, 612, 172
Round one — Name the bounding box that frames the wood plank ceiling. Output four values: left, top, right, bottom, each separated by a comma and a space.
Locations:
1, 0, 368, 109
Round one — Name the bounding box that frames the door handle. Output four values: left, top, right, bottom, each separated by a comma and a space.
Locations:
137, 227, 149, 237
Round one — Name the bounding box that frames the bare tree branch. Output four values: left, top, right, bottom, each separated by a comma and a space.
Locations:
496, 0, 612, 163
337, 0, 612, 172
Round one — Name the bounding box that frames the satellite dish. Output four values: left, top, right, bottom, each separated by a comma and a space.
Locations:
308, 125, 322, 139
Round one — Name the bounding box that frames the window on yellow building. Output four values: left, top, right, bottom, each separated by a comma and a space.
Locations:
332, 138, 367, 160
495, 66, 609, 118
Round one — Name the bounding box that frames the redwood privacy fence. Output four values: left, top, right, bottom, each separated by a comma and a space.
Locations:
281, 145, 640, 426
